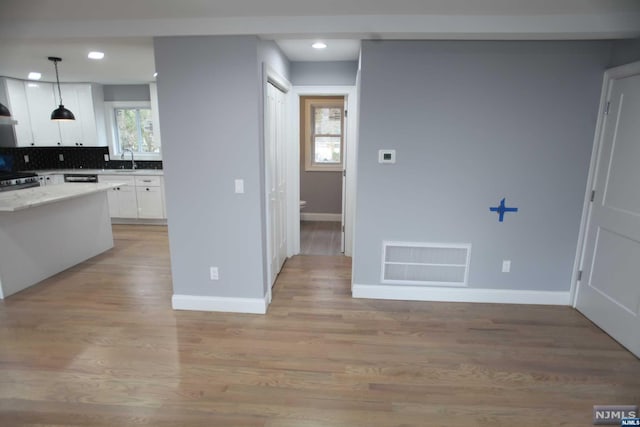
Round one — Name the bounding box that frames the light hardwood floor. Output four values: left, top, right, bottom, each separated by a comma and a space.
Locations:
300, 220, 342, 255
0, 225, 638, 426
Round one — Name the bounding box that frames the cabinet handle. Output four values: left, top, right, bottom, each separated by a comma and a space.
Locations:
146, 188, 150, 191
57, 142, 61, 146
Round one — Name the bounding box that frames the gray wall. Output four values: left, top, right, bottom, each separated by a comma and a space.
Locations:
291, 61, 358, 86
103, 84, 150, 102
609, 38, 640, 67
155, 35, 282, 300
353, 40, 611, 292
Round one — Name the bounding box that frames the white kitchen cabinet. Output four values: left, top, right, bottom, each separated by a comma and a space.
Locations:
99, 173, 165, 221
4, 78, 101, 147
100, 175, 138, 218
57, 84, 83, 146
2, 78, 33, 147
136, 186, 164, 219
24, 82, 60, 146
135, 175, 164, 219
37, 174, 64, 186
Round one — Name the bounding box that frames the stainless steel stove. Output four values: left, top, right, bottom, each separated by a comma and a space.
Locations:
0, 171, 40, 192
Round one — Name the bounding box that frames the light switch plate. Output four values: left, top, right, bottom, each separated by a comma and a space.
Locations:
23, 155, 29, 163
378, 149, 396, 164
234, 179, 244, 194
502, 260, 511, 273
58, 154, 64, 162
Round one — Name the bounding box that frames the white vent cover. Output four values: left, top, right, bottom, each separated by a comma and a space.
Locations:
381, 241, 471, 287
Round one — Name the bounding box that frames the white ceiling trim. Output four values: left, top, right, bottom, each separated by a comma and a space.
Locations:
2, 14, 639, 40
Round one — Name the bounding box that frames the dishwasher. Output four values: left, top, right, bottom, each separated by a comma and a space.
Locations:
63, 173, 99, 183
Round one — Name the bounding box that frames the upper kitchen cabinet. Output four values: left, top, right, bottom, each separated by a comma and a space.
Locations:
1, 77, 103, 147
1, 78, 33, 146
25, 82, 62, 146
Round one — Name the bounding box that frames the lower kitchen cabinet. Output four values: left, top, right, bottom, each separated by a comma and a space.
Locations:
37, 174, 64, 186
100, 174, 165, 221
136, 186, 164, 219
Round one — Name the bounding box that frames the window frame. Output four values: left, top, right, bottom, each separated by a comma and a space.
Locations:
303, 97, 345, 172
105, 101, 162, 161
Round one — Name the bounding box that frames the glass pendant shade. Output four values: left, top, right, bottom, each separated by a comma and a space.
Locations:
51, 105, 75, 121
0, 102, 11, 117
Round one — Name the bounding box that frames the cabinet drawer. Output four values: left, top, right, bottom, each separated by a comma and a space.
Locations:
100, 174, 136, 186
134, 175, 162, 187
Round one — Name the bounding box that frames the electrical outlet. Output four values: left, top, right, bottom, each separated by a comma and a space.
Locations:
23, 155, 29, 163
209, 266, 219, 281
104, 154, 110, 161
502, 260, 511, 273
58, 154, 64, 162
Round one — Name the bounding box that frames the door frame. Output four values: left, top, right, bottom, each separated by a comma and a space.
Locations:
570, 60, 640, 306
262, 64, 291, 305
290, 85, 358, 256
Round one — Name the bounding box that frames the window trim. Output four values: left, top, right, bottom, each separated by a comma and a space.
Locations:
105, 101, 162, 161
303, 97, 344, 172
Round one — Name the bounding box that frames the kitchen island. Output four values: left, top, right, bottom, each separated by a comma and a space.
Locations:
0, 182, 121, 299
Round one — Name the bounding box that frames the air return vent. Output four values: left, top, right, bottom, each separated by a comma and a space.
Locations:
381, 241, 471, 287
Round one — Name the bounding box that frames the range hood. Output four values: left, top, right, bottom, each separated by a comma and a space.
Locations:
0, 117, 17, 125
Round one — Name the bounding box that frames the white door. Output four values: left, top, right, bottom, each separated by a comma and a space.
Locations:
575, 68, 640, 358
266, 83, 287, 286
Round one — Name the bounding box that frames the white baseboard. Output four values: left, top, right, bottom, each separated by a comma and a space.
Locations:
352, 284, 571, 306
301, 212, 341, 222
172, 294, 268, 314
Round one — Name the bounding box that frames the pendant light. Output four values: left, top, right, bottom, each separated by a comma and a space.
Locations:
0, 102, 11, 118
48, 56, 75, 121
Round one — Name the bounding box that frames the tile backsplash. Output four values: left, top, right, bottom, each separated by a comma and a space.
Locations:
0, 146, 163, 171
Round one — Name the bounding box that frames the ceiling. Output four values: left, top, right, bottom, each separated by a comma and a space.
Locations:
0, 0, 638, 84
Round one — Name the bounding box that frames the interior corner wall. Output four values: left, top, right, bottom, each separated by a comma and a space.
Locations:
291, 61, 358, 86
609, 38, 640, 67
353, 40, 612, 295
154, 35, 266, 301
102, 84, 151, 102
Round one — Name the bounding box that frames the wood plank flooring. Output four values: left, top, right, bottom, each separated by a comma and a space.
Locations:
300, 220, 342, 255
0, 225, 639, 426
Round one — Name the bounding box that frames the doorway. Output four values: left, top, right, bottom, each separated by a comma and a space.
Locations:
299, 95, 345, 255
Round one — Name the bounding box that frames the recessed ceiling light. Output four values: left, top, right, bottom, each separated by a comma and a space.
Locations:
312, 42, 327, 49
88, 51, 105, 60
27, 72, 42, 80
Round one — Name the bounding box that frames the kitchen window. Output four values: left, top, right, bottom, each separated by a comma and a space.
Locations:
302, 96, 344, 172
104, 84, 162, 160
114, 106, 156, 154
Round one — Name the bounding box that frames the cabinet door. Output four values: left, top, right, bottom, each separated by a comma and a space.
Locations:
136, 186, 163, 219
25, 82, 61, 146
74, 84, 98, 146
4, 78, 33, 146
118, 185, 139, 218
106, 187, 120, 217
58, 85, 83, 146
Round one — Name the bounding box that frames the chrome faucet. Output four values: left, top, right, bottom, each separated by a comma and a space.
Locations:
121, 148, 137, 170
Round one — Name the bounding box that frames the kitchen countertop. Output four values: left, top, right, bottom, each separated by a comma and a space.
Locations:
33, 169, 164, 176
0, 182, 124, 212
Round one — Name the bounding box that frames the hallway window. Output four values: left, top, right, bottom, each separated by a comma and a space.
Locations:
303, 96, 344, 171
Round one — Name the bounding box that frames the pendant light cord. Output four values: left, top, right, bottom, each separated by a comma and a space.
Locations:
52, 59, 63, 105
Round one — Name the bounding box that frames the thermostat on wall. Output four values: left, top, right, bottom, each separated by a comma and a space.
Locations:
378, 149, 396, 164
